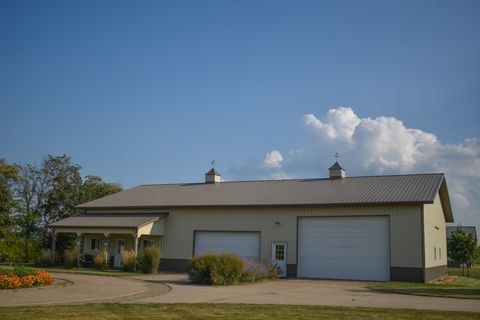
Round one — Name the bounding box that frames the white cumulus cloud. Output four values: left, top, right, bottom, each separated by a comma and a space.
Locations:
228, 107, 480, 229
263, 150, 284, 169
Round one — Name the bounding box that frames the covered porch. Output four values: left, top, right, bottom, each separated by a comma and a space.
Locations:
50, 213, 167, 269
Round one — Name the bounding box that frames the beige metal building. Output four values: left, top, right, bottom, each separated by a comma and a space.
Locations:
51, 163, 454, 282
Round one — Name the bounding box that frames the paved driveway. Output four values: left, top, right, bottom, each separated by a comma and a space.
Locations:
0, 273, 169, 306
1, 272, 479, 313
132, 273, 480, 313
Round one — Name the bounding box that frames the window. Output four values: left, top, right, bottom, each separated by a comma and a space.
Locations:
91, 238, 100, 250
275, 244, 285, 260
434, 247, 437, 260
439, 248, 442, 260
143, 239, 155, 250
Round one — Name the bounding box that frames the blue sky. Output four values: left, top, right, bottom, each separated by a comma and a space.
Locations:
1, 1, 479, 228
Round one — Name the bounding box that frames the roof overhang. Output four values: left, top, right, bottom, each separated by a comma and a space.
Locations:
49, 213, 167, 229
438, 178, 454, 223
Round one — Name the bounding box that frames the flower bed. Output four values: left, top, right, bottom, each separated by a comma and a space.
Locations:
0, 267, 53, 289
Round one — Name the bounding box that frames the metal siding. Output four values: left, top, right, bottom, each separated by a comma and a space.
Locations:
160, 205, 423, 268
424, 194, 448, 268
194, 232, 260, 258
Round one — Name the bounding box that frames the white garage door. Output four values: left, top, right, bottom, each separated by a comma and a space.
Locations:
298, 216, 390, 281
194, 231, 260, 259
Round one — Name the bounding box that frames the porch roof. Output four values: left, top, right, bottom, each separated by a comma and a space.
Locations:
50, 213, 165, 229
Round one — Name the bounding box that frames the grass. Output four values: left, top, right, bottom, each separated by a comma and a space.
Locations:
32, 267, 140, 277
449, 266, 480, 279
1, 265, 139, 277
0, 303, 479, 320
369, 266, 480, 299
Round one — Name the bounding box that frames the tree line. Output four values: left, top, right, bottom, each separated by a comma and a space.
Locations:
0, 155, 122, 262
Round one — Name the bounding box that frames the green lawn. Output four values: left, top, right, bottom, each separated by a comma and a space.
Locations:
33, 267, 140, 277
0, 265, 140, 277
449, 266, 480, 279
0, 303, 479, 320
369, 267, 480, 299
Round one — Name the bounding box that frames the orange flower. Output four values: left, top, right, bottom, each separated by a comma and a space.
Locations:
0, 269, 53, 289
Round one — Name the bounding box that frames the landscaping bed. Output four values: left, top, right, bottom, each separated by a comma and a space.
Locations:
0, 266, 53, 289
188, 253, 281, 285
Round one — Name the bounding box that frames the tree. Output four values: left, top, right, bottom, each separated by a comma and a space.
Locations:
0, 159, 19, 238
81, 175, 122, 204
39, 155, 83, 247
4, 154, 122, 263
448, 227, 479, 276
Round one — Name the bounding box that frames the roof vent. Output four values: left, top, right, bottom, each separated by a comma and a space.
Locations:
329, 161, 345, 179
205, 168, 221, 184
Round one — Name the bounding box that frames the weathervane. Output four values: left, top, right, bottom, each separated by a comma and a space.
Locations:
211, 160, 216, 168
334, 153, 340, 161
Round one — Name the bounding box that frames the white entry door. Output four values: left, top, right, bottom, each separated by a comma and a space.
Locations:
194, 231, 260, 259
272, 242, 287, 277
298, 216, 390, 281
114, 239, 126, 268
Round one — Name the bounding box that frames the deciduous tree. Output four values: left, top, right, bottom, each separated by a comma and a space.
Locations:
448, 227, 479, 276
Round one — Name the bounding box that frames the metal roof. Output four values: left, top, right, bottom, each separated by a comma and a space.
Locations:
205, 168, 221, 176
76, 173, 453, 221
49, 213, 164, 228
329, 162, 344, 170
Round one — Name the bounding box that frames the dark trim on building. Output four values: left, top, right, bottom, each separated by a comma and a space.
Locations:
421, 206, 426, 282
79, 201, 431, 211
390, 267, 424, 282
424, 265, 447, 282
287, 264, 297, 278
159, 258, 189, 273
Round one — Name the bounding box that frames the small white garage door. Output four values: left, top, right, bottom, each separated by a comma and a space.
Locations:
194, 231, 260, 259
298, 216, 390, 281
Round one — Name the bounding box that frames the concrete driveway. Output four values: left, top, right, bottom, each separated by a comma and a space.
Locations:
0, 272, 170, 306
1, 272, 479, 313
132, 273, 480, 313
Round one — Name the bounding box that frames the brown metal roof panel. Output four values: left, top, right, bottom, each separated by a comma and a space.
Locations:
49, 213, 164, 228
76, 173, 445, 208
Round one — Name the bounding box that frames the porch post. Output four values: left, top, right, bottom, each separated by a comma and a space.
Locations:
51, 229, 57, 265
103, 233, 110, 270
76, 232, 83, 268
133, 229, 139, 271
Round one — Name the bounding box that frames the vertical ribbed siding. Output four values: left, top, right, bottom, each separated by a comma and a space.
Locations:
424, 194, 448, 268
161, 205, 423, 268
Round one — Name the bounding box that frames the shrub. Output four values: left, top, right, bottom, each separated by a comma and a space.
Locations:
12, 266, 36, 277
37, 248, 53, 267
63, 246, 78, 269
0, 235, 41, 263
241, 259, 281, 282
188, 253, 244, 285
93, 249, 108, 270
121, 249, 138, 272
140, 247, 161, 273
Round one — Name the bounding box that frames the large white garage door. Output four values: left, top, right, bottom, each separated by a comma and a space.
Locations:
194, 231, 260, 259
298, 216, 390, 281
